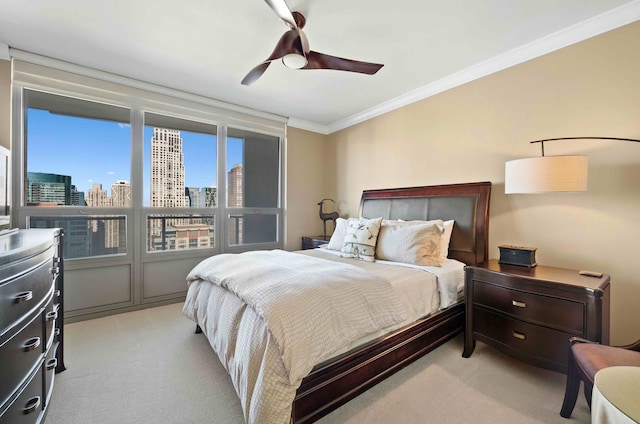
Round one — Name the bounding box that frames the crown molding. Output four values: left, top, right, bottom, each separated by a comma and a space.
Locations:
313, 0, 640, 135
286, 118, 330, 134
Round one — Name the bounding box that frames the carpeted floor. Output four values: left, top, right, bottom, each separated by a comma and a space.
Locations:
45, 302, 591, 424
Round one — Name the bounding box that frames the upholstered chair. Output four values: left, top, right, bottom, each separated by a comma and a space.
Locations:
560, 336, 640, 418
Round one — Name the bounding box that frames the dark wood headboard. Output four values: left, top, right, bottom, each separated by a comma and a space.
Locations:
359, 181, 491, 266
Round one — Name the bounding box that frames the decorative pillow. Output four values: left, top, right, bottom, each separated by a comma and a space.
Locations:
341, 217, 383, 262
327, 217, 348, 250
376, 220, 444, 266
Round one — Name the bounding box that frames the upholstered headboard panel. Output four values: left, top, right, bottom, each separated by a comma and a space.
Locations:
359, 182, 491, 266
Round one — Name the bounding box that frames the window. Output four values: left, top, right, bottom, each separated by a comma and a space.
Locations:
226, 127, 280, 246
18, 88, 282, 259
24, 90, 130, 258
143, 113, 218, 252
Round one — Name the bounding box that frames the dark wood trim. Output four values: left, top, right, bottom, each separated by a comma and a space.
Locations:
359, 181, 491, 265
292, 302, 464, 423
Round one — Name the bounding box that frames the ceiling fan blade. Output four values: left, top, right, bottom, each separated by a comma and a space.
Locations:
265, 29, 303, 61
304, 51, 384, 75
264, 0, 298, 28
242, 29, 305, 85
241, 62, 271, 86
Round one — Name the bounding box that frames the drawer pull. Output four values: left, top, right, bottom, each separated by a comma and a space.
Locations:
15, 291, 33, 303
23, 337, 41, 352
46, 310, 58, 321
46, 358, 58, 370
50, 266, 60, 275
54, 289, 61, 298
512, 331, 526, 340
512, 300, 527, 308
23, 396, 41, 415
55, 328, 61, 336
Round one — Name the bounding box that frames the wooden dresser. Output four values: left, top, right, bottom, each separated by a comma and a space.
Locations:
463, 259, 610, 373
0, 228, 65, 424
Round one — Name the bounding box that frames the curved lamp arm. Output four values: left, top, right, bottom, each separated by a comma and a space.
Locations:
530, 137, 640, 156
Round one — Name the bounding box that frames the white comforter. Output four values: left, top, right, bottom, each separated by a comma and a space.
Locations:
184, 249, 408, 424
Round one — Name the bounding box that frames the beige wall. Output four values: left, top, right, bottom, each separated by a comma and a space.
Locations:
0, 59, 10, 149
326, 22, 640, 345
284, 127, 330, 250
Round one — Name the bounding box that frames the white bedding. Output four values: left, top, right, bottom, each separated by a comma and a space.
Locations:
183, 249, 464, 424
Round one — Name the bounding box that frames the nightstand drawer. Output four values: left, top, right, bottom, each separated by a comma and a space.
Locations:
474, 308, 571, 368
473, 280, 584, 334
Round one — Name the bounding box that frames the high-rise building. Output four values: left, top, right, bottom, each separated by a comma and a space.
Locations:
186, 187, 202, 208
150, 128, 189, 208
111, 180, 131, 207
86, 183, 112, 207
109, 180, 130, 253
148, 128, 192, 250
27, 172, 73, 206
228, 164, 243, 207
203, 187, 217, 208
227, 164, 243, 244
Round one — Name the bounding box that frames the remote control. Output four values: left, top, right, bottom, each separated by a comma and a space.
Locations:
579, 270, 603, 278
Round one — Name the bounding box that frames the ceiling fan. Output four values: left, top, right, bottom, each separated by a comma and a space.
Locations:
241, 0, 384, 85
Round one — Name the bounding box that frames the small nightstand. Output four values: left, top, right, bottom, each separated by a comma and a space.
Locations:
301, 235, 331, 250
463, 259, 610, 373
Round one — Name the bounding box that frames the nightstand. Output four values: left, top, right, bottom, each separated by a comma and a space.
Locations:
301, 235, 331, 250
463, 259, 610, 373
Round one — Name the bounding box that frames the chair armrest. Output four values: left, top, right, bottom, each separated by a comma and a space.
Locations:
569, 336, 599, 346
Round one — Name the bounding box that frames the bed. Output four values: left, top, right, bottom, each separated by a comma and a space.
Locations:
183, 181, 491, 424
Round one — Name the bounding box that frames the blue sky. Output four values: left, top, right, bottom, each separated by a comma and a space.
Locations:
27, 109, 243, 202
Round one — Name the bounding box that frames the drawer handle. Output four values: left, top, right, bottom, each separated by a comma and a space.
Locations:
55, 328, 61, 336
23, 337, 41, 352
512, 300, 527, 308
23, 396, 41, 415
46, 358, 58, 370
512, 331, 526, 340
46, 310, 58, 321
54, 289, 61, 298
50, 266, 60, 275
15, 291, 33, 303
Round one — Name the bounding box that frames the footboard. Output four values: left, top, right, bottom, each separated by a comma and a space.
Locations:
291, 301, 465, 423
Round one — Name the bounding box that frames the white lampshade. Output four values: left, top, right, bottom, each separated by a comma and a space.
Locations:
505, 155, 588, 194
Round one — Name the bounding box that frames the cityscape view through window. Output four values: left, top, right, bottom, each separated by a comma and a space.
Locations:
25, 106, 246, 258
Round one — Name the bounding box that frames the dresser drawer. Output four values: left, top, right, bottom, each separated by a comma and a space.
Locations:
473, 280, 584, 334
0, 253, 55, 336
44, 298, 58, 350
43, 342, 58, 408
0, 363, 44, 424
474, 307, 572, 368
0, 310, 45, 413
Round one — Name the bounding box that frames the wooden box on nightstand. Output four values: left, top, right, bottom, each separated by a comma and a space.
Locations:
301, 236, 331, 250
463, 259, 610, 373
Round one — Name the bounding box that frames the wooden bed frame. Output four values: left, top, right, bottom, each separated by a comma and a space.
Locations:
291, 181, 491, 423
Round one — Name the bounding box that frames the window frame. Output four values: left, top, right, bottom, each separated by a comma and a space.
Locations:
11, 67, 285, 265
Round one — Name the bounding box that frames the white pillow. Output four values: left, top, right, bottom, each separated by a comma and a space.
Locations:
341, 217, 383, 262
397, 218, 454, 259
376, 220, 444, 266
327, 217, 348, 250
441, 220, 455, 259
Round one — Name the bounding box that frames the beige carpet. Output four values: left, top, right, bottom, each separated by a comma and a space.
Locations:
45, 302, 591, 424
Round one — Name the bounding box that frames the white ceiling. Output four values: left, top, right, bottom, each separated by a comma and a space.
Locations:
1, 0, 639, 134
